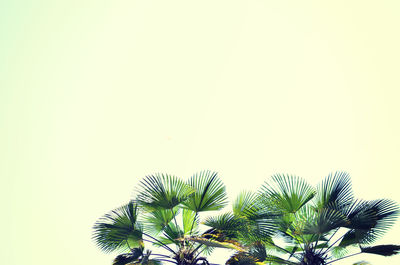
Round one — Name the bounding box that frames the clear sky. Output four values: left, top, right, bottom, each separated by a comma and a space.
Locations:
1, 1, 400, 264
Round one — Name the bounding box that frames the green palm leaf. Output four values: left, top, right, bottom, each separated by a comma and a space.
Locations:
260, 174, 315, 214
301, 207, 348, 235
93, 202, 143, 253
330, 246, 349, 258
141, 207, 179, 236
232, 191, 258, 217
203, 212, 246, 240
158, 222, 183, 246
183, 170, 227, 212
136, 173, 194, 210
182, 208, 199, 235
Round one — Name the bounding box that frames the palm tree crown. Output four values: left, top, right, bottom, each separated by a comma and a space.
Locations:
202, 172, 399, 265
93, 171, 234, 265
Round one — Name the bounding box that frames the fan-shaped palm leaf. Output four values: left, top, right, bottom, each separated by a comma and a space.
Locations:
330, 246, 349, 259
93, 202, 143, 253
314, 172, 353, 209
339, 199, 399, 246
348, 199, 398, 231
183, 170, 227, 213
232, 191, 259, 218
338, 229, 370, 247
232, 191, 283, 241
260, 174, 315, 214
203, 213, 246, 240
301, 207, 348, 235
136, 173, 194, 210
157, 222, 183, 246
141, 207, 179, 236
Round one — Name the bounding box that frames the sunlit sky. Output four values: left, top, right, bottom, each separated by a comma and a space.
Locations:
1, 1, 400, 264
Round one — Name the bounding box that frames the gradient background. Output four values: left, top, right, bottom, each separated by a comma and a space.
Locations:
1, 1, 400, 264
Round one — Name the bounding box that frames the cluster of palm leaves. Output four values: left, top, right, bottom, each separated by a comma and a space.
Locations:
93, 171, 233, 264
92, 171, 400, 265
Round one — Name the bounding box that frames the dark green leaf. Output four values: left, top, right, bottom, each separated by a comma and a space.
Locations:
361, 244, 400, 256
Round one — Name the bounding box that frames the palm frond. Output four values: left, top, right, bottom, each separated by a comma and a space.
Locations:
159, 222, 183, 246
349, 199, 398, 230
140, 251, 164, 265
248, 242, 267, 261
301, 207, 348, 235
340, 199, 399, 245
260, 174, 315, 214
314, 171, 353, 209
232, 190, 258, 217
136, 173, 194, 210
93, 202, 143, 253
112, 248, 143, 265
360, 244, 400, 256
203, 212, 246, 240
233, 192, 281, 240
330, 246, 349, 259
339, 229, 370, 247
183, 170, 227, 212
196, 244, 215, 256
141, 207, 179, 236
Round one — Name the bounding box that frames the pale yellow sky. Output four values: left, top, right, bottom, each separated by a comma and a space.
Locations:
1, 1, 400, 264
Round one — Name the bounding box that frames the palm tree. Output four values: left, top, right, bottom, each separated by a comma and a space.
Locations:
201, 172, 400, 265
93, 171, 235, 265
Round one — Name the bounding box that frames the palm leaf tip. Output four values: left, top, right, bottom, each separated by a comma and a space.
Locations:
361, 244, 400, 256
